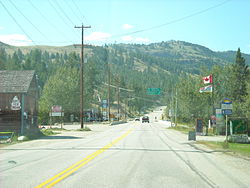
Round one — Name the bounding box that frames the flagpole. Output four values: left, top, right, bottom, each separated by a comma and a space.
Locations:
211, 74, 215, 134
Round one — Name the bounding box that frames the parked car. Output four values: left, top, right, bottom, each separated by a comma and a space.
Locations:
142, 116, 149, 123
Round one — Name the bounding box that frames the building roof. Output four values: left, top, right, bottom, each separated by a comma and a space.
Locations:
0, 70, 35, 93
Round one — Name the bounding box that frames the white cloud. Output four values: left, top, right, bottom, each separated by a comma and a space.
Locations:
135, 37, 150, 43
121, 35, 133, 41
122, 24, 133, 30
0, 34, 32, 46
85, 32, 111, 41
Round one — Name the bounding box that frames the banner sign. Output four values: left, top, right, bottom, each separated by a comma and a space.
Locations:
11, 96, 21, 110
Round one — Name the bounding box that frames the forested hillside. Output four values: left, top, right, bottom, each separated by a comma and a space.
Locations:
0, 40, 249, 124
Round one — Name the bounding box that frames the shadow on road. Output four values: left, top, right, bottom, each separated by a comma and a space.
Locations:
0, 147, 230, 153
39, 135, 82, 140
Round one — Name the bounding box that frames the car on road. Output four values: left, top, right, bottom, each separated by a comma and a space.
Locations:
135, 117, 140, 121
142, 116, 149, 123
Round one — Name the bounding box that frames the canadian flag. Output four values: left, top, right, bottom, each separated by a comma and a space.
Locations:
202, 74, 213, 84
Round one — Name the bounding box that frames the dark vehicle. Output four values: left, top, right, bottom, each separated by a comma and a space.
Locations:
135, 117, 140, 121
142, 116, 149, 123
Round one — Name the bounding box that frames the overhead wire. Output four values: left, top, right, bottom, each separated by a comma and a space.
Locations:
53, 0, 76, 26
0, 0, 36, 45
1, 0, 231, 46
62, 0, 82, 23
27, 0, 74, 44
71, 0, 89, 25
48, 0, 79, 41
8, 0, 52, 43
98, 0, 232, 40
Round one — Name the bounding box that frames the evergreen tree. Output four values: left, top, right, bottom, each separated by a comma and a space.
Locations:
0, 48, 7, 70
232, 48, 249, 102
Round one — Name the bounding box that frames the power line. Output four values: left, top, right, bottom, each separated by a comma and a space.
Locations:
62, 0, 82, 23
71, 0, 89, 25
113, 0, 231, 38
53, 0, 76, 26
8, 0, 51, 42
0, 0, 36, 45
27, 0, 74, 43
94, 0, 232, 41
48, 0, 79, 40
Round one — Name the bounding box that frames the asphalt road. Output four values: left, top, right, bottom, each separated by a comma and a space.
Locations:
0, 116, 250, 187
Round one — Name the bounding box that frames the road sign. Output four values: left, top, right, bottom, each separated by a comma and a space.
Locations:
221, 103, 233, 110
102, 99, 108, 108
147, 88, 161, 95
49, 112, 64, 117
50, 105, 63, 116
222, 109, 232, 115
52, 105, 62, 112
222, 98, 232, 104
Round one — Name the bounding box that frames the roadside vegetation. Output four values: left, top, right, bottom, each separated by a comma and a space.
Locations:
198, 141, 250, 158
76, 127, 91, 131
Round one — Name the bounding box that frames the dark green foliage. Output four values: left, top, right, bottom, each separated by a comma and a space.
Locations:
231, 48, 249, 102
1, 42, 250, 124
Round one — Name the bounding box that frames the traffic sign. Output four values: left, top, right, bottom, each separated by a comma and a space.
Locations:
221, 103, 233, 110
222, 98, 232, 104
222, 109, 232, 115
147, 88, 161, 95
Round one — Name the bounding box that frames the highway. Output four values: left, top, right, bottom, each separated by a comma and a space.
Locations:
0, 112, 250, 188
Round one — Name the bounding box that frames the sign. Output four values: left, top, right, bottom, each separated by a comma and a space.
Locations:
50, 105, 63, 116
102, 99, 108, 108
52, 105, 62, 112
221, 98, 233, 111
222, 109, 232, 115
221, 103, 233, 110
222, 98, 232, 104
49, 112, 64, 117
11, 96, 21, 110
147, 88, 161, 95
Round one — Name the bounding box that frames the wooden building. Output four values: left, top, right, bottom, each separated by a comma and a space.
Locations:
0, 70, 39, 134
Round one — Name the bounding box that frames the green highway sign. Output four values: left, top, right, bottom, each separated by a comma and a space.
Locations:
147, 88, 161, 95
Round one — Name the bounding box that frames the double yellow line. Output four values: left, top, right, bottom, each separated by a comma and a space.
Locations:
35, 129, 133, 188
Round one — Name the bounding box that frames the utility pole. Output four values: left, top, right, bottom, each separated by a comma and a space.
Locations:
75, 24, 91, 129
117, 79, 120, 121
106, 45, 111, 122
175, 89, 178, 126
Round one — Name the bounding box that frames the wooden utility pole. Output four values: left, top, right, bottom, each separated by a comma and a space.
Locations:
106, 45, 111, 122
75, 24, 91, 129
117, 75, 120, 121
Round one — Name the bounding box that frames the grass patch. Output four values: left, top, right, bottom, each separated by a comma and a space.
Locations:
40, 129, 59, 136
198, 141, 250, 157
168, 125, 194, 134
77, 126, 91, 131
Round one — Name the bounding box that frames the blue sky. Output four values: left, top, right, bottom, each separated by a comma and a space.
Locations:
0, 0, 250, 53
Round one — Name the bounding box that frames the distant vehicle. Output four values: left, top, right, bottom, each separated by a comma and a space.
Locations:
142, 116, 149, 123
135, 117, 140, 121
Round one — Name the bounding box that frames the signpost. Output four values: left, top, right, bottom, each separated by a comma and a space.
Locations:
221, 98, 233, 142
147, 88, 161, 95
49, 105, 64, 128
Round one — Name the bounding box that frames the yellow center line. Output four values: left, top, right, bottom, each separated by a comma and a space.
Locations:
35, 129, 133, 188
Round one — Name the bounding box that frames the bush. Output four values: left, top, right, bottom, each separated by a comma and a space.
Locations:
77, 126, 91, 131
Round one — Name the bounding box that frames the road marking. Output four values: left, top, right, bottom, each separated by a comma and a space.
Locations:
35, 129, 133, 188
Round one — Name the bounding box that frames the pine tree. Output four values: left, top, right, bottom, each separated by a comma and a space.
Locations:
0, 48, 7, 70
232, 48, 249, 102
